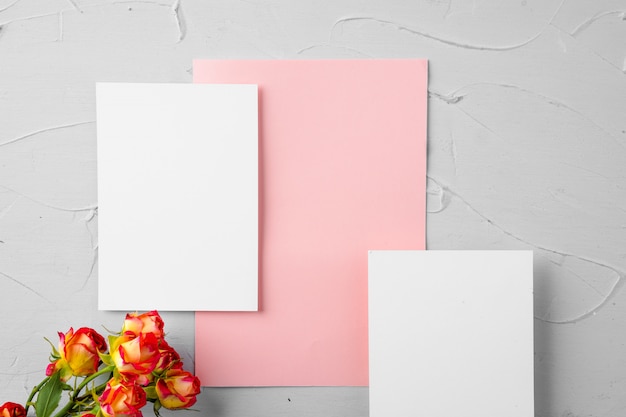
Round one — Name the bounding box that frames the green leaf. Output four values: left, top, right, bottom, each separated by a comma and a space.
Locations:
153, 401, 162, 417
35, 371, 63, 417
144, 385, 157, 400
43, 337, 60, 359
98, 351, 113, 366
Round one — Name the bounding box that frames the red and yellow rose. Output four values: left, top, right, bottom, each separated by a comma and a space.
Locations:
0, 402, 25, 417
154, 339, 182, 374
99, 380, 146, 417
156, 368, 201, 410
122, 310, 165, 339
110, 332, 161, 386
46, 327, 107, 382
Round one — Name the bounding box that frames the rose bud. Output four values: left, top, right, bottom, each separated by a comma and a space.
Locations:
0, 402, 26, 417
99, 379, 146, 417
110, 332, 160, 386
46, 327, 107, 381
156, 368, 201, 409
122, 311, 164, 339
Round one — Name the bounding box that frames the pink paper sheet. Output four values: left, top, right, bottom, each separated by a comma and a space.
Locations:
194, 60, 427, 386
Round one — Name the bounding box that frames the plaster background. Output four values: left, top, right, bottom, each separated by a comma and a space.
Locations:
0, 0, 625, 416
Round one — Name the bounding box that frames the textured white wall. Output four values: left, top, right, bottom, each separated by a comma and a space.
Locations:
1, 0, 625, 416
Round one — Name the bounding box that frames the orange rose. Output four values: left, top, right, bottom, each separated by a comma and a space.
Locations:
155, 368, 201, 410
46, 327, 107, 381
122, 311, 164, 339
0, 402, 25, 417
110, 332, 160, 385
99, 380, 146, 417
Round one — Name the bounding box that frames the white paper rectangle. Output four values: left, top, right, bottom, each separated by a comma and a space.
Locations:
368, 250, 534, 417
96, 83, 258, 311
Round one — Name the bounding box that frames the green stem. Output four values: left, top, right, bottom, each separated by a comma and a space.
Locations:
51, 365, 115, 417
73, 365, 115, 399
24, 376, 50, 415
74, 380, 109, 403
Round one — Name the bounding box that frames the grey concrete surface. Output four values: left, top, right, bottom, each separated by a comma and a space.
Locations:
0, 0, 625, 416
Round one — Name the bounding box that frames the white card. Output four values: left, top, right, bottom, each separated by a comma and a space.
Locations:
368, 250, 534, 416
96, 83, 258, 311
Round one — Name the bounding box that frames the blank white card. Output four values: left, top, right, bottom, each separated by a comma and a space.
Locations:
97, 83, 258, 311
368, 250, 533, 417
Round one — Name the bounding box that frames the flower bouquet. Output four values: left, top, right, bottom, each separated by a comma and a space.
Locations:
0, 311, 200, 417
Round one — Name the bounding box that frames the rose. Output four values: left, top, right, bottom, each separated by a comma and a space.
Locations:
155, 368, 201, 410
99, 380, 146, 417
0, 402, 26, 417
110, 332, 160, 385
154, 339, 182, 374
122, 311, 164, 339
46, 327, 107, 381
119, 311, 182, 377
